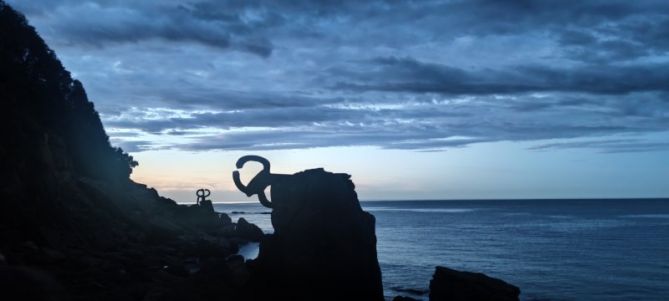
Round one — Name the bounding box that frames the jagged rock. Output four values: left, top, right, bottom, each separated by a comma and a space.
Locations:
393, 287, 429, 296
198, 199, 214, 212
394, 296, 420, 301
225, 254, 251, 286
249, 168, 383, 301
429, 266, 520, 301
235, 218, 264, 242
0, 266, 66, 301
219, 212, 232, 225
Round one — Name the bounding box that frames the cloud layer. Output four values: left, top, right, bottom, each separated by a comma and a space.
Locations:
9, 0, 669, 152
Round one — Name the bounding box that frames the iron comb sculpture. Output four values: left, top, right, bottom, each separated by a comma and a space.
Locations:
196, 188, 211, 205
232, 155, 288, 208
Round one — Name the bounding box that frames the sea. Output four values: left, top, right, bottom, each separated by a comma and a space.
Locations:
213, 199, 669, 301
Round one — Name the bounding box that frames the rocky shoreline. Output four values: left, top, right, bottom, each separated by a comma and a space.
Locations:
0, 2, 520, 300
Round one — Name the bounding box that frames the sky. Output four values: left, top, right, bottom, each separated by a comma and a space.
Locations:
8, 0, 669, 202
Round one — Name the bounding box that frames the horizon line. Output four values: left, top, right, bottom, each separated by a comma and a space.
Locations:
176, 197, 669, 205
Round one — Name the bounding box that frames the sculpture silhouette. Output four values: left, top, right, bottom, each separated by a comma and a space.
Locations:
232, 155, 289, 208
194, 188, 214, 212
196, 188, 211, 205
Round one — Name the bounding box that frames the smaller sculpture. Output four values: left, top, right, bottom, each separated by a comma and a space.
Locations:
195, 188, 211, 205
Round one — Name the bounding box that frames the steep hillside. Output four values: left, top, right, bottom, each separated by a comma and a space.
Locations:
0, 3, 258, 300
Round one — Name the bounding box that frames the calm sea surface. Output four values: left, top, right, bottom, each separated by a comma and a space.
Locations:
214, 199, 669, 300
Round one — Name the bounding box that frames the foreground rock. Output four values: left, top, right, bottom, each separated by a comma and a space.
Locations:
246, 167, 384, 301
235, 217, 264, 242
393, 296, 420, 301
429, 266, 520, 301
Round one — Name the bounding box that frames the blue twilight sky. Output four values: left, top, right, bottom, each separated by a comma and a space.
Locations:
8, 0, 669, 202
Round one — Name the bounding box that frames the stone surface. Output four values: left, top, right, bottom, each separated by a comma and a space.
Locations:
393, 296, 420, 301
235, 218, 264, 242
429, 266, 520, 301
249, 168, 384, 301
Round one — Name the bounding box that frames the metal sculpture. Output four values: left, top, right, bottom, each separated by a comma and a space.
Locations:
232, 155, 288, 208
196, 188, 211, 205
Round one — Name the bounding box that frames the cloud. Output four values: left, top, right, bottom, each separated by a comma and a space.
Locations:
330, 57, 669, 95
530, 139, 669, 153
8, 0, 274, 56
7, 0, 669, 153
102, 91, 669, 151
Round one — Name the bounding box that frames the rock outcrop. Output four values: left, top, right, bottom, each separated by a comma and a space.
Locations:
429, 266, 521, 301
247, 168, 384, 301
0, 3, 258, 300
235, 217, 264, 242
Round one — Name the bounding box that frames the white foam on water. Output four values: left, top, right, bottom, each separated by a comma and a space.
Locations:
237, 242, 260, 260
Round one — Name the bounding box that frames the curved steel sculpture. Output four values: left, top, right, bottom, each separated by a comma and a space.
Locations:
232, 155, 286, 208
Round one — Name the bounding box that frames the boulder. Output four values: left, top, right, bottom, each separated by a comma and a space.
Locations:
429, 266, 520, 301
235, 218, 264, 242
393, 296, 420, 301
198, 199, 215, 212
250, 168, 383, 301
225, 254, 251, 286
219, 213, 232, 225
393, 296, 418, 301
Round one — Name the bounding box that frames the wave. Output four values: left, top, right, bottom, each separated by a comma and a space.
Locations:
389, 286, 428, 296
228, 211, 272, 215
621, 214, 669, 219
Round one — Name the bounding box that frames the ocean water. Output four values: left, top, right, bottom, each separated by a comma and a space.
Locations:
214, 199, 669, 300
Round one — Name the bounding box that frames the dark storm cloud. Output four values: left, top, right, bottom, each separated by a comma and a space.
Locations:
438, 0, 669, 63
9, 0, 274, 56
331, 57, 669, 95
7, 0, 669, 152
15, 0, 669, 60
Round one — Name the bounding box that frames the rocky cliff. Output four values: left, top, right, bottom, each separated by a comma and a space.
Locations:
246, 167, 384, 301
0, 3, 258, 300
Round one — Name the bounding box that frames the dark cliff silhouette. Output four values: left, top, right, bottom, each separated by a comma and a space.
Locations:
0, 3, 260, 300
0, 3, 136, 183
